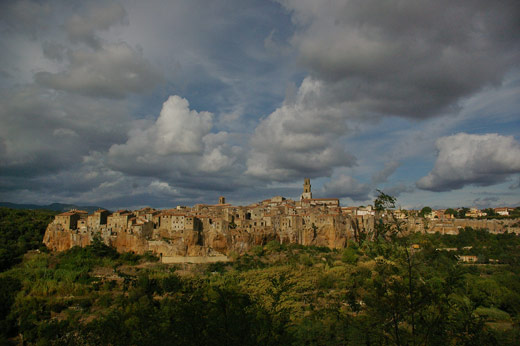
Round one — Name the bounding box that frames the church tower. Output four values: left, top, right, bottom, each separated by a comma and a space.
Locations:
301, 178, 312, 200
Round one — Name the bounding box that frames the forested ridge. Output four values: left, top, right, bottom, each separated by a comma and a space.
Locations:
1, 206, 519, 345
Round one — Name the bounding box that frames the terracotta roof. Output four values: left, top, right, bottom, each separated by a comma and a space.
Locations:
58, 211, 77, 216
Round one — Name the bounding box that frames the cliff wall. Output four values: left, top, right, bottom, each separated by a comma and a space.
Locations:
43, 212, 520, 259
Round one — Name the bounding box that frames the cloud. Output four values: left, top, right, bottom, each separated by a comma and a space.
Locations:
42, 41, 67, 62
35, 42, 160, 98
65, 2, 128, 49
278, 0, 520, 118
473, 196, 500, 208
417, 133, 520, 191
246, 77, 356, 181
0, 85, 131, 177
148, 180, 179, 197
510, 176, 520, 190
109, 95, 213, 157
0, 0, 51, 38
371, 161, 400, 184
107, 95, 244, 186
321, 175, 371, 201
380, 183, 415, 198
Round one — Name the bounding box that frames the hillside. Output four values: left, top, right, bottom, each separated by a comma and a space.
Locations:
0, 202, 105, 214
2, 224, 520, 345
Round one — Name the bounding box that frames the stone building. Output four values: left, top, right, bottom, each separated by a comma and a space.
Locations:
43, 178, 520, 260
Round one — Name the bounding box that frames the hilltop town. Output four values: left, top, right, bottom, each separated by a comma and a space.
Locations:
44, 179, 520, 262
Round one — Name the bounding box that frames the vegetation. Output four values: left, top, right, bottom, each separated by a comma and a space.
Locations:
0, 208, 58, 272
419, 206, 432, 218
1, 205, 520, 345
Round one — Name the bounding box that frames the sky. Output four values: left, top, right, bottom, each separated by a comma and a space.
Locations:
0, 0, 519, 210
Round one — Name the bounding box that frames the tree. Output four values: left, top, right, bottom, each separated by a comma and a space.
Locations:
458, 207, 469, 218
372, 190, 404, 241
419, 206, 432, 218
445, 208, 457, 217
483, 208, 496, 218
374, 190, 396, 211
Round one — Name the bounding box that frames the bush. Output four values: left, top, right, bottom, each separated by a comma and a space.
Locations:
316, 273, 336, 289
206, 261, 227, 274
161, 274, 183, 293
251, 245, 264, 257
265, 240, 282, 252
299, 254, 314, 267
475, 307, 511, 321
119, 252, 141, 264
143, 251, 159, 262
342, 247, 359, 264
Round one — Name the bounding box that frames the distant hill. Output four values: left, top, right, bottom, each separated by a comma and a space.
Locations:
0, 202, 107, 214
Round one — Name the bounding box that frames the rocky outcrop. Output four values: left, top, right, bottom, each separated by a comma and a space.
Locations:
43, 208, 520, 259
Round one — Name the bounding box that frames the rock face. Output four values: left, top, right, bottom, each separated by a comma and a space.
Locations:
43, 201, 361, 257
43, 200, 520, 258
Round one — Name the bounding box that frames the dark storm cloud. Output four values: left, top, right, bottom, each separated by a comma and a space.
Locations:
0, 86, 131, 177
279, 0, 520, 118
248, 0, 520, 181
1, 0, 519, 208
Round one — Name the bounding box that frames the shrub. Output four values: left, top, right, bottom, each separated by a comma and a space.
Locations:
342, 247, 359, 264
162, 274, 183, 293
265, 240, 282, 252
251, 245, 264, 257
475, 307, 511, 321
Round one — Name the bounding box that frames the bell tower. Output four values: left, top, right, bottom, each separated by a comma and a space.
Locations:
301, 178, 312, 200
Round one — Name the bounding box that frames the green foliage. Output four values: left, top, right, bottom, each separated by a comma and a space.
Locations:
374, 190, 396, 211
459, 207, 470, 218
251, 245, 264, 257
445, 208, 457, 216
0, 207, 57, 272
1, 202, 520, 344
0, 275, 22, 339
265, 240, 283, 252
475, 306, 511, 321
419, 206, 432, 217
341, 247, 359, 264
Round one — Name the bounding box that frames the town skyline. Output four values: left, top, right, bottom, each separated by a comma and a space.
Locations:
1, 0, 519, 211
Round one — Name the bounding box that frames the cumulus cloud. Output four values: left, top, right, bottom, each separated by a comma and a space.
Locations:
107, 95, 243, 186
246, 77, 356, 181
35, 42, 160, 98
110, 95, 213, 157
321, 175, 371, 201
247, 0, 520, 183
279, 0, 520, 118
417, 133, 520, 191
